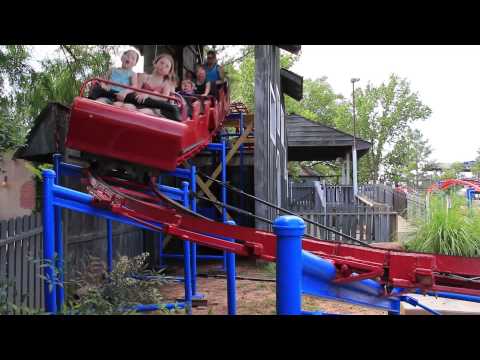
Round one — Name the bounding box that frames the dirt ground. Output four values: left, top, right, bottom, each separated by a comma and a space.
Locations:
155, 258, 386, 315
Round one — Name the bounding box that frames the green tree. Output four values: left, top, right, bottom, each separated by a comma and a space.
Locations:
335, 74, 432, 183
218, 45, 298, 112
384, 128, 432, 187
0, 45, 116, 154
0, 45, 34, 153
25, 45, 113, 118
441, 161, 464, 180
285, 77, 343, 127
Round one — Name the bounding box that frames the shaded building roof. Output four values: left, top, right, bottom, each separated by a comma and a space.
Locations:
13, 102, 71, 163
281, 68, 303, 101
287, 114, 371, 161
277, 45, 301, 54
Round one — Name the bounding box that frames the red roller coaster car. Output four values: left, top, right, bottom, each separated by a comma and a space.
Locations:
66, 78, 229, 172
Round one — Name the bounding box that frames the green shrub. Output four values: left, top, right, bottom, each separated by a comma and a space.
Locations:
1, 253, 179, 315
65, 252, 179, 315
0, 281, 46, 315
405, 193, 480, 257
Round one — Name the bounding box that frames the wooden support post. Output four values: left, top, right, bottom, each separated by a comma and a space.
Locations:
196, 175, 234, 221
181, 114, 254, 223
205, 120, 254, 190
182, 161, 234, 221
345, 152, 351, 186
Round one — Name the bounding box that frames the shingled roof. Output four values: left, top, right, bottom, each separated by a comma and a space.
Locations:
287, 114, 371, 161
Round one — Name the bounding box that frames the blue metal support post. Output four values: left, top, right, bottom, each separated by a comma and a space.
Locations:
42, 169, 58, 313
181, 181, 192, 314
156, 167, 203, 300
52, 155, 64, 310
273, 215, 305, 315
225, 220, 237, 315
221, 140, 228, 270
190, 165, 198, 296
48, 162, 190, 314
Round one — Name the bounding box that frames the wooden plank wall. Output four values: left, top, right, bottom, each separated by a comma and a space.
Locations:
254, 45, 287, 231
298, 210, 398, 243
359, 184, 407, 215
289, 183, 408, 213
288, 183, 399, 243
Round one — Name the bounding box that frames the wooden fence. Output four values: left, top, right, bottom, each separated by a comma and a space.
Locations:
0, 214, 44, 309
289, 182, 408, 214
298, 209, 398, 243
406, 192, 426, 220
0, 210, 146, 310
358, 184, 407, 215
288, 182, 400, 243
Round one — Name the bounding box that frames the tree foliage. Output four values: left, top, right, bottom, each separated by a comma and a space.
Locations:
384, 128, 432, 186
0, 45, 33, 153
334, 74, 432, 183
0, 45, 116, 153
441, 161, 465, 180
285, 77, 343, 127
219, 45, 298, 112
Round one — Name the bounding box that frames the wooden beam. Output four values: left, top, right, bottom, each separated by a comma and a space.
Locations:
222, 113, 254, 128
205, 120, 254, 190
356, 194, 374, 207
195, 175, 233, 221
182, 161, 233, 221
179, 115, 254, 222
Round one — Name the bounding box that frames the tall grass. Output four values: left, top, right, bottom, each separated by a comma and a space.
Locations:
405, 193, 480, 257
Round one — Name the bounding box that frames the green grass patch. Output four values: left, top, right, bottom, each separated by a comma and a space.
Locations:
405, 193, 480, 257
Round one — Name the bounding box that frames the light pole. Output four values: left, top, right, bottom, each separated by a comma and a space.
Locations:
351, 78, 360, 196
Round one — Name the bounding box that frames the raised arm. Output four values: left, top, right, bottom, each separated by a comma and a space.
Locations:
202, 81, 211, 96
100, 67, 113, 89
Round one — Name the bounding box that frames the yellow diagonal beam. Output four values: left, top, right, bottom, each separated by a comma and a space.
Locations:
182, 161, 233, 221
196, 175, 233, 221
205, 120, 254, 190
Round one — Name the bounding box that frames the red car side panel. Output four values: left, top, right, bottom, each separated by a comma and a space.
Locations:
67, 98, 187, 171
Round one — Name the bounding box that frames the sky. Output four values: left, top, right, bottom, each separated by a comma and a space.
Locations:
28, 45, 480, 164
291, 45, 480, 164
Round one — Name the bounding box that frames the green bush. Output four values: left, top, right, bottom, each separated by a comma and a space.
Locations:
405, 193, 480, 257
65, 252, 179, 315
1, 253, 180, 315
0, 281, 46, 315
